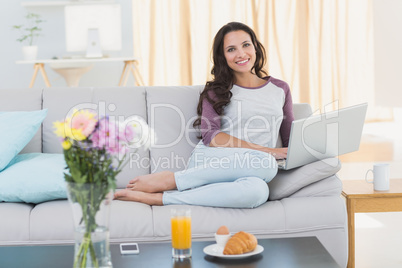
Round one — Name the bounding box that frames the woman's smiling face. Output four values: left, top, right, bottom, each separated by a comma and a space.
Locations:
223, 30, 256, 76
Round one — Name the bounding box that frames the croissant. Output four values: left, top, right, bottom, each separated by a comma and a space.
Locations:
223, 231, 257, 255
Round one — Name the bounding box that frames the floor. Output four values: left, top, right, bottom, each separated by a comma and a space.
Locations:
338, 121, 402, 268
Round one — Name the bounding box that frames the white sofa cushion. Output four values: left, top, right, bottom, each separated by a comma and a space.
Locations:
0, 203, 34, 244
146, 86, 203, 173
289, 175, 342, 198
42, 87, 93, 154
151, 195, 345, 239
268, 158, 341, 200
29, 200, 155, 242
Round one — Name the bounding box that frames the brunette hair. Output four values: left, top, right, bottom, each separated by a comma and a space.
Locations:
193, 22, 268, 132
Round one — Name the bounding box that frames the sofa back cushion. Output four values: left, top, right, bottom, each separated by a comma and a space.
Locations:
0, 88, 43, 154
42, 87, 149, 188
146, 86, 204, 173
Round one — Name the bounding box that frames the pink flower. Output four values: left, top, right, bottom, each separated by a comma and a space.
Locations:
91, 117, 121, 155
120, 124, 135, 143
71, 111, 97, 138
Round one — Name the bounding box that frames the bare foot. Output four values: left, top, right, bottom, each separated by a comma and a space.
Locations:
114, 189, 163, 206
126, 171, 176, 193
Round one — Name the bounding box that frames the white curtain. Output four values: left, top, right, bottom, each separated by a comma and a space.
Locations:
132, 0, 391, 121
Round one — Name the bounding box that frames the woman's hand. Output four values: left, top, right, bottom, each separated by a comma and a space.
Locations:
264, 147, 288, 160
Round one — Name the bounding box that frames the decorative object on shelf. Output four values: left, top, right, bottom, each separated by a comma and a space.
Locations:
21, 46, 38, 61
12, 13, 45, 60
54, 109, 151, 268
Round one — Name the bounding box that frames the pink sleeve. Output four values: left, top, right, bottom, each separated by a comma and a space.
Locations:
200, 91, 221, 146
270, 78, 294, 147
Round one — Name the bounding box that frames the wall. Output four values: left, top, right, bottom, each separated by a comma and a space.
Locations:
0, 0, 134, 89
373, 0, 402, 107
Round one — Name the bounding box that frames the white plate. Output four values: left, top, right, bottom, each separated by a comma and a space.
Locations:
203, 244, 264, 259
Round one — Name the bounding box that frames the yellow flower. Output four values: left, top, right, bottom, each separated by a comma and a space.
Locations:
62, 122, 86, 141
64, 127, 85, 141
53, 121, 67, 138
62, 139, 72, 150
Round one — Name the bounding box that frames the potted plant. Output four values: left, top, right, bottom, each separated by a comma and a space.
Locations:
12, 13, 45, 61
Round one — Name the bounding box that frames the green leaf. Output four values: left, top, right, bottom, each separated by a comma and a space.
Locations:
12, 12, 45, 45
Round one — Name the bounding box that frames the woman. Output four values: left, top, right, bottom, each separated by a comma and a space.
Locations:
114, 22, 294, 208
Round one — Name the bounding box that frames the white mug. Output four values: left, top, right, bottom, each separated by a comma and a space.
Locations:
365, 163, 390, 191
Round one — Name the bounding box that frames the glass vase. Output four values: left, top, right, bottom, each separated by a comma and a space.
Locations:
66, 182, 114, 268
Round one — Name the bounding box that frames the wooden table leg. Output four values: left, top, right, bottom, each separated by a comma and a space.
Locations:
29, 64, 40, 88
129, 62, 140, 86
38, 63, 51, 87
119, 60, 145, 86
122, 62, 132, 86
346, 198, 356, 268
132, 60, 145, 86
29, 63, 51, 88
118, 61, 129, 86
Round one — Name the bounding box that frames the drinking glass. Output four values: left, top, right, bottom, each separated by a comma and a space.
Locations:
171, 208, 192, 259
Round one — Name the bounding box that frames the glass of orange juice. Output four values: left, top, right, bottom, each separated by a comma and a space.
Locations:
171, 208, 192, 259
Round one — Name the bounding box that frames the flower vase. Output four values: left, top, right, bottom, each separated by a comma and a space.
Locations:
66, 182, 114, 268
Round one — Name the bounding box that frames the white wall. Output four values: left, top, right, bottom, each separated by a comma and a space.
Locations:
0, 0, 134, 89
373, 0, 402, 107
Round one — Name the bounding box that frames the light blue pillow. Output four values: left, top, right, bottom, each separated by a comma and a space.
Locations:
0, 109, 48, 171
0, 153, 67, 204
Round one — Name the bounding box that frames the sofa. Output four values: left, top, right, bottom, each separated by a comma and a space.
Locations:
0, 86, 347, 267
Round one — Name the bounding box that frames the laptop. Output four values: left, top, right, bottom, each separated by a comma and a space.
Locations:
277, 103, 368, 170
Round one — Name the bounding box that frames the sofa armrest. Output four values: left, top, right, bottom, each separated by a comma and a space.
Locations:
268, 158, 341, 200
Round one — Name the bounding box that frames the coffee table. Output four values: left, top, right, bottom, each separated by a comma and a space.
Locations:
342, 179, 402, 268
0, 237, 339, 268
